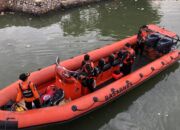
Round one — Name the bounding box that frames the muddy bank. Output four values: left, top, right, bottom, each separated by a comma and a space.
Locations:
0, 0, 101, 15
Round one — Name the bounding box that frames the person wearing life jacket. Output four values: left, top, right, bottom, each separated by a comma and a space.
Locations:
121, 43, 135, 75
135, 25, 149, 55
125, 43, 135, 56
16, 73, 41, 110
80, 54, 96, 92
81, 54, 95, 76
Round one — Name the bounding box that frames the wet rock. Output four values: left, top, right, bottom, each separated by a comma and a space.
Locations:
1, 0, 105, 14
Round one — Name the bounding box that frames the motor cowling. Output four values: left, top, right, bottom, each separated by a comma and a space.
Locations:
145, 33, 161, 48
156, 37, 174, 54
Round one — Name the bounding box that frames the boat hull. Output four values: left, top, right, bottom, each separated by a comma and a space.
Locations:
0, 25, 179, 129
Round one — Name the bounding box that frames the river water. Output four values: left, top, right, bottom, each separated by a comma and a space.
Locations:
0, 0, 180, 130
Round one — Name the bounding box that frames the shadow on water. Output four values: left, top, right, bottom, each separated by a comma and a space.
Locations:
24, 62, 180, 130
0, 0, 160, 37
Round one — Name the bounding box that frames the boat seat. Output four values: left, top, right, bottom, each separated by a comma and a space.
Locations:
103, 63, 112, 72
118, 50, 128, 60
93, 67, 100, 76
111, 51, 127, 67
97, 58, 105, 72
108, 54, 115, 65
97, 58, 112, 72
112, 58, 121, 66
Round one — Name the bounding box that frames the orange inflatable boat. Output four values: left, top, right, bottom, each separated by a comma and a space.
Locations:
0, 25, 179, 129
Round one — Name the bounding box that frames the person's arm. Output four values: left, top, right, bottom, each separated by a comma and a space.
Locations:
77, 61, 85, 73
16, 86, 22, 103
90, 61, 95, 68
30, 82, 40, 99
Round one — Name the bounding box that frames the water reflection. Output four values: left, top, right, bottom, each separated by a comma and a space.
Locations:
0, 0, 162, 87
99, 62, 180, 130
0, 0, 160, 37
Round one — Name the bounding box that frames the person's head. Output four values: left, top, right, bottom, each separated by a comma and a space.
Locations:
19, 73, 30, 81
125, 43, 131, 48
140, 25, 148, 29
84, 54, 90, 61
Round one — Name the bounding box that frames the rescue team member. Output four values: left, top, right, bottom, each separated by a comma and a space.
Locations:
81, 54, 94, 74
135, 25, 149, 55
80, 54, 96, 92
16, 73, 41, 110
121, 43, 135, 75
124, 43, 135, 56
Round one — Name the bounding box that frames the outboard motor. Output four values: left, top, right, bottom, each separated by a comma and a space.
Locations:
145, 33, 161, 48
156, 37, 174, 54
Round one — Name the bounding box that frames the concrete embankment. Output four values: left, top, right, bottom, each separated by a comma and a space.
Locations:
0, 0, 101, 15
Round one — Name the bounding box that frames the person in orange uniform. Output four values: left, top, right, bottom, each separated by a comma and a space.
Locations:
81, 54, 95, 74
16, 73, 41, 110
80, 54, 96, 92
135, 25, 149, 55
121, 43, 135, 75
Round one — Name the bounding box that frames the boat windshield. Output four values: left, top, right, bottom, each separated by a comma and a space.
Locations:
55, 57, 78, 80
56, 64, 72, 79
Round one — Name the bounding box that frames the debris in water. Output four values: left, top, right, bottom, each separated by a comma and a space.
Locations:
26, 45, 31, 48
7, 43, 12, 46
141, 8, 144, 11
157, 113, 161, 115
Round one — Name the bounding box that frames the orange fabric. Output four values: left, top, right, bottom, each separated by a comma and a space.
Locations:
16, 81, 40, 102
141, 30, 148, 41
90, 62, 95, 68
112, 72, 123, 80
123, 48, 135, 65
82, 60, 94, 73
127, 47, 135, 56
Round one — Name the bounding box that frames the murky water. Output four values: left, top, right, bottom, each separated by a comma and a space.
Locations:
0, 0, 180, 130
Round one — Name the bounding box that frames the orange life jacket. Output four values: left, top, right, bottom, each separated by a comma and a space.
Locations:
121, 46, 135, 65
19, 82, 34, 98
141, 30, 148, 41
123, 52, 134, 65
16, 81, 40, 102
81, 60, 94, 76
127, 47, 135, 56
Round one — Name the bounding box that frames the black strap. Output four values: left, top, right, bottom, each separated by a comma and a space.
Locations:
19, 81, 31, 91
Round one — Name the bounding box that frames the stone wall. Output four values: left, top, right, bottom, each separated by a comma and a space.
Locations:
60, 0, 101, 9
7, 0, 61, 14
0, 0, 102, 15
